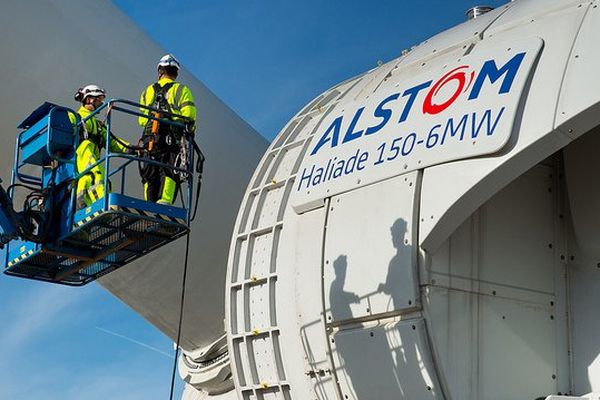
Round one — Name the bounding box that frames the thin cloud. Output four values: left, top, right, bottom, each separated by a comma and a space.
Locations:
1, 286, 89, 349
0, 354, 181, 400
95, 326, 174, 358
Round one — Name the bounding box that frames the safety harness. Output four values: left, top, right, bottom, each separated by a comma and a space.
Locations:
78, 117, 105, 150
140, 82, 205, 214
152, 81, 175, 114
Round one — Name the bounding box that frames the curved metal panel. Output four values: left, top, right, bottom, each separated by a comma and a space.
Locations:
555, 2, 600, 139
419, 1, 590, 252
330, 319, 443, 400
225, 1, 600, 399
324, 172, 420, 322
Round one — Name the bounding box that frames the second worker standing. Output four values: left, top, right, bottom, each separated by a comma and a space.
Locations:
138, 54, 197, 205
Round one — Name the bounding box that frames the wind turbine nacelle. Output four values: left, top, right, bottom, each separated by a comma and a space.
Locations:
223, 1, 600, 399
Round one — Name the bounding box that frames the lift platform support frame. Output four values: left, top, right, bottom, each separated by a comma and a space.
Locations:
2, 99, 197, 286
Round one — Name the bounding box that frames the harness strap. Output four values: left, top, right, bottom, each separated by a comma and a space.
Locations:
79, 118, 104, 149
152, 81, 176, 114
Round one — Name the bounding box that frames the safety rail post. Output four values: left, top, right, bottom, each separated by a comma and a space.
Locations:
5, 129, 19, 271
187, 134, 194, 225
9, 131, 21, 199
103, 102, 112, 212
120, 163, 126, 195
65, 108, 83, 233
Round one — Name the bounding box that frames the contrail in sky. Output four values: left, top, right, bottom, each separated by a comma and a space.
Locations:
96, 327, 174, 359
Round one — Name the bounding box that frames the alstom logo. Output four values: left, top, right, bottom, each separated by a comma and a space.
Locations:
310, 52, 526, 156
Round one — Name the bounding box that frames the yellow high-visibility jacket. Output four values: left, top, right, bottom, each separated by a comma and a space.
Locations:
138, 77, 196, 130
73, 106, 130, 153
70, 106, 130, 206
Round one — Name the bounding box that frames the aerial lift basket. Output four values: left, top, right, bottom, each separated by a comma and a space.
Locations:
1, 100, 200, 286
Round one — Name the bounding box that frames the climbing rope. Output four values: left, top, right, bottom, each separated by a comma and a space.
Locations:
168, 231, 191, 400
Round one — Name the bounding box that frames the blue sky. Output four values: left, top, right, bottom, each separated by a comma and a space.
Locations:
115, 0, 508, 141
0, 1, 506, 399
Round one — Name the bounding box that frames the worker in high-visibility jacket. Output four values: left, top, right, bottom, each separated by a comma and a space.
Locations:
72, 85, 132, 208
138, 54, 196, 205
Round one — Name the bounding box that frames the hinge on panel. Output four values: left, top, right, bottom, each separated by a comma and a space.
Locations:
305, 369, 328, 378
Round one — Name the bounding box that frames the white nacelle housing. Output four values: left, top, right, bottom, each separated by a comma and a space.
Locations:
224, 0, 600, 399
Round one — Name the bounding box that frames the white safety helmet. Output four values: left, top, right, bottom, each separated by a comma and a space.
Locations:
75, 84, 106, 102
157, 54, 181, 70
